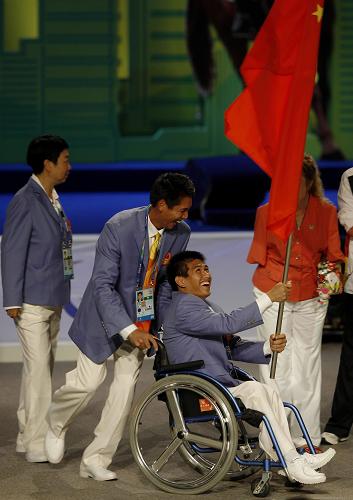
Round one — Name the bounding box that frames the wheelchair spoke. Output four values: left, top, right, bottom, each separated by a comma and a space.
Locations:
151, 436, 183, 472
186, 432, 223, 451
165, 388, 186, 432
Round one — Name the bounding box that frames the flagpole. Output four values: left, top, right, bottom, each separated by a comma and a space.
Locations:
270, 233, 293, 379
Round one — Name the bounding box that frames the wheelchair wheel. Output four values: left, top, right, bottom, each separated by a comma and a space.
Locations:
129, 374, 238, 495
175, 424, 264, 480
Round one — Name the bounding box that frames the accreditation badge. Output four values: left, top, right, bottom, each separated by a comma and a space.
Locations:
62, 240, 74, 280
136, 288, 155, 321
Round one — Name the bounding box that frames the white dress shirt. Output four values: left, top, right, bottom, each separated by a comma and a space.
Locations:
338, 167, 353, 294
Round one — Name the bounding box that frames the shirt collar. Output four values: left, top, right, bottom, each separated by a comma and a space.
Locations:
148, 215, 164, 239
31, 174, 59, 202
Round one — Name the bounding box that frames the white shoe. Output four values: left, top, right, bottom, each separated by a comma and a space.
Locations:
45, 428, 65, 464
80, 464, 117, 481
321, 432, 349, 445
286, 458, 326, 485
16, 433, 26, 453
304, 448, 336, 470
26, 451, 48, 463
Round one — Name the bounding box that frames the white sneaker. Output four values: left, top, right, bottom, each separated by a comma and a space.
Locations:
45, 428, 65, 464
16, 433, 26, 453
26, 451, 48, 463
286, 457, 326, 485
321, 432, 349, 445
80, 464, 117, 481
304, 448, 336, 470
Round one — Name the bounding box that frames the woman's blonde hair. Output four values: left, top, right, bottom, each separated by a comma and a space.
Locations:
302, 153, 327, 201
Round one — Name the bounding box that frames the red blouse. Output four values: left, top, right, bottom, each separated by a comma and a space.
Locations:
247, 196, 344, 302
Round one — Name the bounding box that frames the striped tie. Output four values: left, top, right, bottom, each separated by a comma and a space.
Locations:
143, 232, 161, 288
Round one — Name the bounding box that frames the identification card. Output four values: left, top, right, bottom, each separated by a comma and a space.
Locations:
62, 240, 74, 280
136, 288, 155, 321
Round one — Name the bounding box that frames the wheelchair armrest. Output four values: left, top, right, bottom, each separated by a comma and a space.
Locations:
157, 360, 205, 374
230, 364, 256, 382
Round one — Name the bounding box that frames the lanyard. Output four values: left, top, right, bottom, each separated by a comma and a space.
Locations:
136, 237, 147, 289
58, 204, 72, 241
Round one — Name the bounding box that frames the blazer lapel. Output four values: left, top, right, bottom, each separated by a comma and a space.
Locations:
157, 229, 176, 269
28, 178, 62, 227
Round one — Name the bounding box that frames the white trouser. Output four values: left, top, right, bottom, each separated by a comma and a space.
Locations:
15, 303, 61, 454
48, 341, 144, 468
230, 381, 297, 461
254, 287, 328, 446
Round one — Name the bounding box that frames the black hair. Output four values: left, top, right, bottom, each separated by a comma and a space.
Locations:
26, 134, 69, 175
150, 172, 195, 208
167, 250, 205, 291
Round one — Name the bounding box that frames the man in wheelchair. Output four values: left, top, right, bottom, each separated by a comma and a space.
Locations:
163, 250, 335, 485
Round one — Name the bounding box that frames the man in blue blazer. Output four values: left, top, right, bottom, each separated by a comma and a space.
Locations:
46, 173, 195, 481
163, 251, 335, 485
1, 135, 72, 463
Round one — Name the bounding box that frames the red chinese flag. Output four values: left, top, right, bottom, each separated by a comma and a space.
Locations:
225, 0, 324, 240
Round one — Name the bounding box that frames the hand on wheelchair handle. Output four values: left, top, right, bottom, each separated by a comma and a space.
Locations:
128, 329, 159, 351
267, 280, 292, 302
146, 336, 160, 357
269, 333, 287, 353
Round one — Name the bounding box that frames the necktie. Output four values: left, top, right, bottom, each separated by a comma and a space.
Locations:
136, 232, 161, 332
143, 232, 161, 288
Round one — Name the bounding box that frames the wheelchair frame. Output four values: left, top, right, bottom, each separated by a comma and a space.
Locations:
129, 344, 316, 497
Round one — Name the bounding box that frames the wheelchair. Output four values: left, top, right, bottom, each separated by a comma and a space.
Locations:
129, 340, 316, 497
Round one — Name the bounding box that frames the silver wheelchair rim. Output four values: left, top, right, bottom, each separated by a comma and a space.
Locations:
129, 374, 238, 495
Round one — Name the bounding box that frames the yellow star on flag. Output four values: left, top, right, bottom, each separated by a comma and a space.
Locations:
312, 4, 324, 23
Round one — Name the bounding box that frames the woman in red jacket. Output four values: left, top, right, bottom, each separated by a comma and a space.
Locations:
247, 154, 344, 448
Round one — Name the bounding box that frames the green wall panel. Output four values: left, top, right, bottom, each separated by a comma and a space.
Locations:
332, 0, 353, 156
40, 0, 118, 161
0, 41, 42, 158
0, 0, 351, 162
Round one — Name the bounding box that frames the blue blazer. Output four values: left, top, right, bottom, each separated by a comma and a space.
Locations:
1, 178, 71, 307
163, 292, 269, 387
68, 207, 190, 363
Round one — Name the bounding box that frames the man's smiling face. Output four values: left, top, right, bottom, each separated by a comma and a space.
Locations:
177, 259, 212, 299
157, 196, 192, 230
